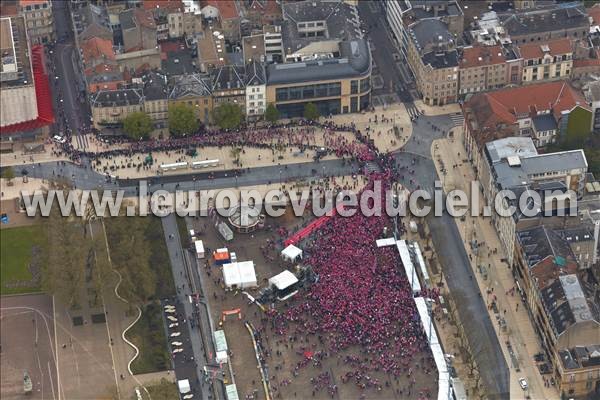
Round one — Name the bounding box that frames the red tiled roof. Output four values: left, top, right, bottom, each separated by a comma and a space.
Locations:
80, 37, 115, 64
19, 0, 48, 6
588, 4, 600, 25
204, 0, 238, 20
1, 45, 54, 135
460, 45, 506, 69
573, 57, 600, 68
143, 0, 184, 12
250, 0, 281, 15
465, 81, 589, 146
519, 38, 572, 59
134, 8, 156, 29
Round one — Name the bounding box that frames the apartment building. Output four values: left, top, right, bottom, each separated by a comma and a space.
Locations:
90, 88, 143, 130
500, 4, 589, 45
18, 0, 53, 45
168, 73, 213, 125
201, 0, 240, 41
405, 19, 458, 106
119, 8, 157, 52
512, 233, 600, 398
263, 25, 283, 63
458, 45, 521, 95
479, 136, 588, 265
463, 81, 592, 174
520, 38, 573, 84
386, 0, 463, 63
142, 71, 169, 131
245, 60, 266, 119
210, 64, 246, 108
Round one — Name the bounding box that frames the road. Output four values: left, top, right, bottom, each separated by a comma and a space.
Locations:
50, 0, 91, 142
162, 214, 214, 400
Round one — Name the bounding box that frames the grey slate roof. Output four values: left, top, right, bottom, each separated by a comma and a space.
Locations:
500, 5, 589, 37
143, 72, 168, 101
532, 114, 558, 132
245, 61, 266, 86
91, 88, 143, 107
266, 38, 370, 85
408, 19, 454, 54
517, 225, 574, 268
211, 65, 245, 91
421, 49, 458, 69
169, 74, 212, 99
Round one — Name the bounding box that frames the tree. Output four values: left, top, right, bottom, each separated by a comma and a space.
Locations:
303, 102, 320, 121
212, 103, 244, 130
169, 103, 199, 137
122, 112, 153, 140
265, 103, 280, 123
1, 166, 15, 182
42, 202, 88, 308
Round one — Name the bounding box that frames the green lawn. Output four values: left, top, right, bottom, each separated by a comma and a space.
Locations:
0, 225, 46, 295
144, 378, 179, 400
129, 301, 171, 374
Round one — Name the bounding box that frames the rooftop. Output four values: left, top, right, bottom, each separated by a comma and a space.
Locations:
80, 37, 115, 65
560, 345, 600, 370
161, 41, 197, 77
460, 45, 507, 68
421, 49, 458, 69
211, 64, 245, 91
500, 4, 589, 38
517, 226, 575, 269
245, 60, 265, 86
203, 0, 238, 20
408, 18, 454, 55
0, 15, 32, 87
532, 113, 557, 132
518, 38, 572, 59
169, 73, 212, 99
411, 0, 462, 20
142, 71, 168, 101
281, 0, 361, 54
266, 39, 370, 85
90, 88, 143, 107
485, 137, 538, 164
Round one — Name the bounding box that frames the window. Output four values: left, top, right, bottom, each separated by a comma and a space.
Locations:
351, 80, 358, 95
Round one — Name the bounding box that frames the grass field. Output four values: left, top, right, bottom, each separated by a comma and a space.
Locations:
144, 378, 179, 400
0, 225, 46, 295
129, 301, 171, 374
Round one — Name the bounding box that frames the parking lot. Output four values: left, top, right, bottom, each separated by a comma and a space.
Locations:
0, 294, 60, 400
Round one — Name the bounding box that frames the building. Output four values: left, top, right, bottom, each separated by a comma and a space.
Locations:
405, 18, 458, 106
245, 0, 282, 29
201, 0, 240, 41
263, 25, 283, 63
520, 38, 573, 84
512, 232, 600, 398
168, 73, 213, 124
266, 39, 371, 118
196, 24, 225, 72
463, 81, 592, 173
245, 60, 266, 119
90, 88, 143, 131
458, 45, 521, 95
0, 15, 53, 145
242, 34, 265, 64
18, 0, 53, 45
74, 3, 113, 42
584, 80, 600, 135
499, 4, 590, 45
480, 136, 588, 265
120, 8, 157, 53
266, 0, 370, 118
143, 0, 184, 40
386, 0, 463, 63
211, 64, 246, 109
142, 71, 169, 131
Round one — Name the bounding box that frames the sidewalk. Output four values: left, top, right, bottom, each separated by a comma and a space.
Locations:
431, 131, 560, 400
413, 100, 461, 116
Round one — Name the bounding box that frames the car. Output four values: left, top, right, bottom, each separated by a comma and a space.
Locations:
170, 332, 181, 337
183, 394, 194, 399
169, 323, 179, 328
164, 309, 176, 314
52, 135, 66, 144
171, 341, 183, 347
166, 315, 177, 322
173, 348, 183, 354
519, 378, 528, 390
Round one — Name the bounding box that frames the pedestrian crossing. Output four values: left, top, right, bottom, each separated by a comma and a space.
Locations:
450, 113, 464, 127
364, 161, 382, 173
74, 134, 90, 150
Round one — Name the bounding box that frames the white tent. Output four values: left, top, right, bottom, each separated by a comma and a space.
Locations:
222, 261, 257, 289
269, 270, 298, 290
194, 240, 205, 259
281, 244, 303, 262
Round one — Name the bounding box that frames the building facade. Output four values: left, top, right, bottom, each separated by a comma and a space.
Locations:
19, 0, 54, 45
520, 39, 573, 84
168, 73, 213, 125
245, 61, 266, 119
90, 88, 143, 130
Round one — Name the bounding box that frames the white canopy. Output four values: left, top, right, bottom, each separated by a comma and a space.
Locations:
281, 244, 303, 261
269, 270, 299, 290
194, 240, 205, 258
222, 261, 257, 289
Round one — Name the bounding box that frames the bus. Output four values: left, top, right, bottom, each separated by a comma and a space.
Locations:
191, 159, 219, 169
160, 162, 188, 171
